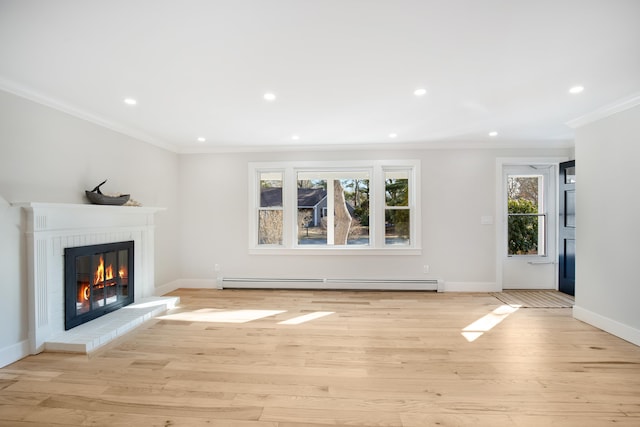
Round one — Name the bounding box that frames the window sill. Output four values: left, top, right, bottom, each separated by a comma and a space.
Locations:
249, 247, 422, 256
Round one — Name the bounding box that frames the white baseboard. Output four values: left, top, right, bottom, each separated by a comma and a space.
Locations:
219, 277, 442, 291
441, 281, 500, 292
157, 279, 500, 293
221, 282, 441, 291
0, 339, 30, 368
502, 284, 557, 290
573, 305, 640, 347
154, 278, 219, 296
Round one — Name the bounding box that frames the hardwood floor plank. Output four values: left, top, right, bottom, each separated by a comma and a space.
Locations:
401, 412, 640, 427
0, 404, 277, 427
260, 405, 403, 426
39, 394, 264, 421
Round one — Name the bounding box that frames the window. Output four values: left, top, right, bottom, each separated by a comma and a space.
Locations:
258, 171, 283, 245
506, 171, 546, 256
249, 160, 420, 254
385, 169, 411, 245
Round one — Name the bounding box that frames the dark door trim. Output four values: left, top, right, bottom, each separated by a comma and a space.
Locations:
558, 160, 576, 295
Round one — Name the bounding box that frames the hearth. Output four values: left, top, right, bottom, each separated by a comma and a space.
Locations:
64, 241, 134, 330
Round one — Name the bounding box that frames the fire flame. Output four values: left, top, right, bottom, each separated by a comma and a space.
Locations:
82, 284, 90, 301
94, 256, 115, 285
119, 266, 127, 279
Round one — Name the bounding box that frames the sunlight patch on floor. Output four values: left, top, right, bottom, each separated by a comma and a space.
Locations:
159, 309, 286, 323
461, 304, 520, 342
278, 311, 335, 325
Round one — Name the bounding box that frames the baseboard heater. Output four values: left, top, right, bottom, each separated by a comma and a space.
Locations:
219, 277, 443, 291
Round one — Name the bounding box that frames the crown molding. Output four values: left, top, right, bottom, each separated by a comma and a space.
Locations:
176, 138, 574, 154
566, 92, 640, 129
0, 76, 179, 153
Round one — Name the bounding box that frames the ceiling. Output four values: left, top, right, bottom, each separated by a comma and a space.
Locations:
1, 0, 639, 153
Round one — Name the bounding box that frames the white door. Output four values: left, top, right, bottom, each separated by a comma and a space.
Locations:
500, 164, 557, 289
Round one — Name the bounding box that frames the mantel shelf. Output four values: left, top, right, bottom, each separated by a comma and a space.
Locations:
11, 202, 166, 215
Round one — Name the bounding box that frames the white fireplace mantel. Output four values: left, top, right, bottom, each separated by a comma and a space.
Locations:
13, 202, 167, 354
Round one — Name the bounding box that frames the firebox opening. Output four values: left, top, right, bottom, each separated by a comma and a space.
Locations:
64, 241, 134, 330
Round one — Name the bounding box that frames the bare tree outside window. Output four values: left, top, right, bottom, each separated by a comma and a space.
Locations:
258, 171, 283, 245
385, 171, 411, 245
333, 180, 352, 245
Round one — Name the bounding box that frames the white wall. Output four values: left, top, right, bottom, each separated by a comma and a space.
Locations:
573, 103, 640, 346
0, 89, 181, 365
177, 147, 570, 290
0, 195, 25, 364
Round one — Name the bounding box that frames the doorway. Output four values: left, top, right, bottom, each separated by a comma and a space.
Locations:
558, 160, 576, 296
499, 163, 558, 289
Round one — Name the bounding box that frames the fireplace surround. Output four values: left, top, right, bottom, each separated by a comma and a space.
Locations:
13, 202, 172, 354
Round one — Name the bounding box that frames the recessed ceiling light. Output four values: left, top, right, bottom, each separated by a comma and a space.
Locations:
569, 86, 584, 94
291, 135, 300, 141
488, 131, 498, 137
263, 92, 276, 101
197, 137, 206, 142
414, 88, 427, 97
123, 98, 137, 105
389, 133, 398, 138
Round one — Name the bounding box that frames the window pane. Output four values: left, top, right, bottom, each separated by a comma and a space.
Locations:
565, 190, 576, 227
344, 178, 370, 245
296, 175, 370, 246
297, 178, 327, 245
259, 210, 283, 245
507, 176, 539, 210
385, 209, 410, 245
260, 172, 282, 207
507, 174, 545, 256
565, 166, 576, 184
508, 214, 545, 255
298, 207, 327, 245
258, 171, 283, 245
385, 171, 409, 207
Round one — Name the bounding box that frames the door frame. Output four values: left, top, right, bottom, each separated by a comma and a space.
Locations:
495, 157, 569, 290
558, 160, 576, 295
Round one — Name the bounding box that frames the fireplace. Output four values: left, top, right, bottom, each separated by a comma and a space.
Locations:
12, 202, 168, 355
64, 241, 134, 330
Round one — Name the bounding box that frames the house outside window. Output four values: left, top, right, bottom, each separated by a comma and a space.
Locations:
249, 160, 420, 254
257, 171, 283, 245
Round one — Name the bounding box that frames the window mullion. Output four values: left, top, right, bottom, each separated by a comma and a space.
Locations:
283, 167, 295, 248
372, 165, 384, 248
326, 178, 335, 245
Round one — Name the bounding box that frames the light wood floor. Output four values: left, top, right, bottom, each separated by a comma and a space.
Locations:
1, 289, 639, 426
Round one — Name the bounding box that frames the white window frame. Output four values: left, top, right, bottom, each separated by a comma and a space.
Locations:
256, 169, 285, 246
249, 160, 421, 255
503, 165, 553, 259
